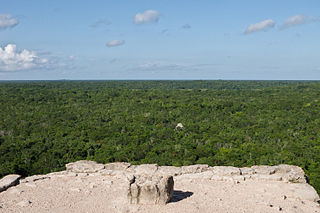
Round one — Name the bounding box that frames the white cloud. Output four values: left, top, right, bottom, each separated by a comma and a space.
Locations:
280, 15, 319, 29
106, 40, 125, 47
182, 24, 191, 29
0, 14, 19, 29
0, 44, 49, 72
310, 16, 320, 22
134, 10, 160, 24
244, 19, 275, 34
281, 15, 306, 29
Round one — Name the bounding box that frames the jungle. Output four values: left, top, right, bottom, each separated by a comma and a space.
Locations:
0, 80, 319, 193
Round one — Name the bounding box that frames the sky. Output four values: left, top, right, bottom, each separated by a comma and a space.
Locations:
0, 0, 319, 80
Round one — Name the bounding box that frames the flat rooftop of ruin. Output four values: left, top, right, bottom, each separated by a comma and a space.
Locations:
0, 161, 319, 213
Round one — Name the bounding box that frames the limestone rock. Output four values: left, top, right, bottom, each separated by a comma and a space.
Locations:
0, 174, 21, 193
47, 171, 68, 178
9, 188, 24, 195
126, 165, 137, 173
25, 182, 37, 188
20, 174, 49, 183
242, 165, 307, 183
212, 166, 241, 176
181, 164, 209, 174
0, 161, 319, 212
210, 175, 225, 181
17, 200, 32, 207
248, 174, 283, 181
101, 170, 130, 179
127, 175, 174, 205
251, 165, 277, 175
104, 162, 131, 171
275, 164, 306, 183
180, 171, 214, 180
290, 183, 320, 202
240, 167, 255, 175
66, 160, 105, 173
232, 175, 246, 182
156, 166, 181, 176
134, 164, 158, 175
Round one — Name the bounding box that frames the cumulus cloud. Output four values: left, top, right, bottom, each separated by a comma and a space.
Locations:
244, 19, 275, 34
0, 44, 49, 72
310, 16, 320, 22
0, 14, 19, 30
280, 15, 319, 29
106, 40, 125, 47
134, 10, 160, 24
281, 15, 306, 29
182, 24, 191, 29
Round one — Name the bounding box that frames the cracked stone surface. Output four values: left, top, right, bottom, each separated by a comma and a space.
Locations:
0, 161, 319, 213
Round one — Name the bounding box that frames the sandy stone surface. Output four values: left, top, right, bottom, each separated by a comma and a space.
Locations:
0, 161, 319, 213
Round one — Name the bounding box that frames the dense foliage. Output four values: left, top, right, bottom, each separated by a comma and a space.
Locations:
0, 81, 319, 193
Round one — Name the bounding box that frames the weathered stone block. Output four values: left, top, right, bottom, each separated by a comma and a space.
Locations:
20, 175, 49, 183
251, 165, 277, 175
240, 167, 255, 175
181, 164, 209, 174
65, 160, 105, 173
134, 164, 158, 175
156, 166, 181, 176
127, 175, 174, 205
275, 164, 306, 183
104, 162, 131, 171
290, 183, 320, 202
0, 174, 21, 192
248, 174, 283, 181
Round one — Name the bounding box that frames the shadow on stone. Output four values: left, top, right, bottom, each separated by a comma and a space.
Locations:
170, 190, 193, 203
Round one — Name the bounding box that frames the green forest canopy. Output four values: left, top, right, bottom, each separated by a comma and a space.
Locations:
0, 80, 319, 193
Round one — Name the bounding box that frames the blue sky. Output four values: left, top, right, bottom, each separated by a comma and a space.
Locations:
0, 0, 319, 80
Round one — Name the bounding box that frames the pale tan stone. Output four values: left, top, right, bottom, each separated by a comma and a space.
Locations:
127, 175, 174, 205
0, 174, 21, 192
181, 164, 209, 174
104, 162, 131, 171
66, 160, 105, 173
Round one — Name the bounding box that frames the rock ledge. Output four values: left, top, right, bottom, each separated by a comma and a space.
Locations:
0, 161, 319, 213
